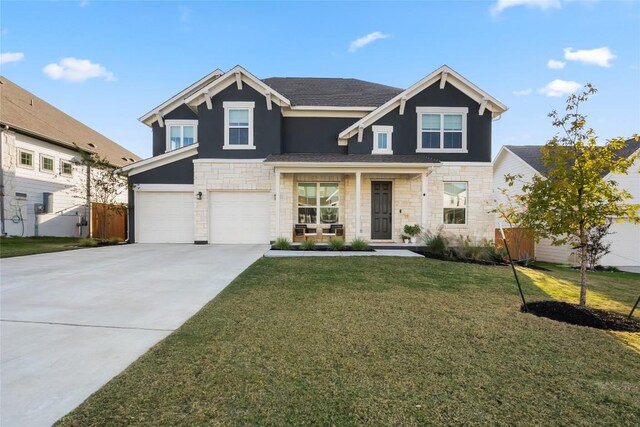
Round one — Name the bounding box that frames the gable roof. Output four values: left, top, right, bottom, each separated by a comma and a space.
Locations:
338, 65, 508, 143
0, 76, 140, 167
262, 77, 403, 108
505, 138, 640, 177
139, 68, 223, 126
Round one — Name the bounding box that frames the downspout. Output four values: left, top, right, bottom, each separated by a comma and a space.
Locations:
0, 126, 6, 236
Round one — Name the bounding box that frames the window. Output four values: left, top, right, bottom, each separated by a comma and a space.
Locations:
297, 182, 339, 225
416, 107, 468, 153
443, 182, 467, 225
165, 120, 197, 151
18, 149, 33, 168
372, 125, 393, 154
223, 101, 255, 149
40, 154, 54, 173
60, 160, 73, 176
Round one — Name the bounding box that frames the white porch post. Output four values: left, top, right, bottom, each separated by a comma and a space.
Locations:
421, 172, 428, 232
275, 170, 281, 238
355, 171, 361, 238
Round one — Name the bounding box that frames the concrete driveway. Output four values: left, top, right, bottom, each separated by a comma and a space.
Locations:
0, 243, 267, 427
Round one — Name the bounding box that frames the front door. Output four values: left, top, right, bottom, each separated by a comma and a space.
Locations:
371, 181, 392, 239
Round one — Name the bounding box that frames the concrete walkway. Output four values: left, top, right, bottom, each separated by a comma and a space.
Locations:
264, 249, 423, 257
0, 244, 268, 427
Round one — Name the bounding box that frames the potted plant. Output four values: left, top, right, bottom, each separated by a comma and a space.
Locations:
401, 234, 411, 244
403, 224, 422, 244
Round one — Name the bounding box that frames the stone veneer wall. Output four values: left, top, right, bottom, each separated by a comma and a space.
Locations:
195, 162, 494, 244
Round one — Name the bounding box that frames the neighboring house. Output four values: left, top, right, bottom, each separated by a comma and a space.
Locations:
0, 76, 140, 238
120, 65, 507, 245
493, 142, 640, 272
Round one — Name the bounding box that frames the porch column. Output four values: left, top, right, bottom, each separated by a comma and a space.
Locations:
275, 170, 281, 238
355, 171, 361, 238
421, 172, 428, 232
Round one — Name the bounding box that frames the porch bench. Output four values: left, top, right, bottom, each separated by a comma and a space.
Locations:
321, 224, 344, 242
294, 224, 318, 242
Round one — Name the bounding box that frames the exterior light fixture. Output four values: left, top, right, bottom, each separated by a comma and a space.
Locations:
196, 191, 203, 200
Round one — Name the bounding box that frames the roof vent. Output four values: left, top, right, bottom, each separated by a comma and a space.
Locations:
88, 143, 96, 148
121, 157, 128, 161
30, 99, 34, 106
128, 158, 135, 162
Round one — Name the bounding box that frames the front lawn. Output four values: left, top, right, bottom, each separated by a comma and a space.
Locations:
0, 236, 85, 258
57, 257, 640, 426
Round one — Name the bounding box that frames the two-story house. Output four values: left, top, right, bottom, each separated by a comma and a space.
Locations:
121, 65, 507, 244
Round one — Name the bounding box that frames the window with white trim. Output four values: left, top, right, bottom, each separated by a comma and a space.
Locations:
443, 182, 467, 225
60, 160, 73, 176
416, 107, 468, 153
18, 149, 33, 168
165, 120, 197, 151
297, 182, 339, 225
223, 101, 255, 149
40, 154, 55, 173
372, 125, 393, 154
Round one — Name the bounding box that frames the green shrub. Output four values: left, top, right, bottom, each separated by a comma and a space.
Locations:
273, 237, 292, 250
300, 239, 316, 250
403, 224, 422, 237
350, 238, 369, 251
327, 238, 345, 251
78, 238, 98, 247
426, 233, 448, 256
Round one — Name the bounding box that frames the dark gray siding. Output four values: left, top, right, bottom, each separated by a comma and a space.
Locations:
282, 117, 355, 153
347, 83, 492, 162
197, 84, 282, 159
152, 104, 198, 156
127, 155, 196, 242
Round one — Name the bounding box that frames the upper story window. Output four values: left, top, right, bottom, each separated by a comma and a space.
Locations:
166, 120, 197, 151
60, 160, 73, 176
18, 149, 33, 168
416, 107, 468, 153
372, 125, 393, 154
223, 101, 255, 150
40, 154, 55, 173
443, 182, 467, 225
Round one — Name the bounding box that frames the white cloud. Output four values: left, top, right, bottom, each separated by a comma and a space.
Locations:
42, 58, 115, 83
491, 0, 561, 14
348, 31, 390, 53
538, 79, 582, 97
547, 59, 566, 69
0, 51, 25, 65
563, 46, 616, 67
512, 88, 532, 96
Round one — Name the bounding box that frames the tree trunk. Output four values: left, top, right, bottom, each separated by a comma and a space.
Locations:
579, 225, 588, 306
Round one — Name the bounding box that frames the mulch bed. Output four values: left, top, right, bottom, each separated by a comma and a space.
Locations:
410, 249, 507, 266
523, 301, 640, 332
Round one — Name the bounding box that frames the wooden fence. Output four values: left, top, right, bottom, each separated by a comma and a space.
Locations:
91, 203, 127, 240
494, 227, 535, 261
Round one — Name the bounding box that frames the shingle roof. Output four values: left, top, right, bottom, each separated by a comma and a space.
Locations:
0, 76, 140, 167
265, 153, 439, 164
262, 77, 403, 107
506, 139, 640, 176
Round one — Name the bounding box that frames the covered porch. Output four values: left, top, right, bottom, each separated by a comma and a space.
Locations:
268, 155, 439, 243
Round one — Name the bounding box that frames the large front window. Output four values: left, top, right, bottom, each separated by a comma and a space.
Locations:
166, 120, 197, 151
297, 182, 339, 225
224, 101, 255, 149
443, 182, 467, 225
416, 107, 468, 153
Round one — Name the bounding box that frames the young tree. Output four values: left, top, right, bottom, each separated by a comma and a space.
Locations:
584, 220, 614, 271
519, 85, 639, 306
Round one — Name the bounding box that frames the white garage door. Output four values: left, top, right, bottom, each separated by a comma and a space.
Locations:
136, 192, 193, 243
210, 191, 270, 244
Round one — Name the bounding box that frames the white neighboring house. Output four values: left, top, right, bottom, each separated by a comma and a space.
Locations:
493, 142, 640, 272
0, 76, 140, 237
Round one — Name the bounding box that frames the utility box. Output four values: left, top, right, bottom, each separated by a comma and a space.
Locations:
43, 192, 53, 213
34, 203, 45, 215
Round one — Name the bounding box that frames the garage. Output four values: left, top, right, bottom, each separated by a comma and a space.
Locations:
209, 191, 271, 244
136, 191, 194, 243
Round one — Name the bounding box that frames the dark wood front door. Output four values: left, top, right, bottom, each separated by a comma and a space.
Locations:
371, 181, 392, 240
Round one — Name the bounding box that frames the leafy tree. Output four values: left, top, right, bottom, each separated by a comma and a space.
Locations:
518, 85, 639, 306
584, 220, 613, 271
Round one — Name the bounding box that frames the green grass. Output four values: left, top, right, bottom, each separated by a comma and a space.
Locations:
57, 257, 640, 426
0, 236, 85, 258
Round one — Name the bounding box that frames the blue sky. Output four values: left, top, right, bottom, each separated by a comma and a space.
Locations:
1, 0, 638, 158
